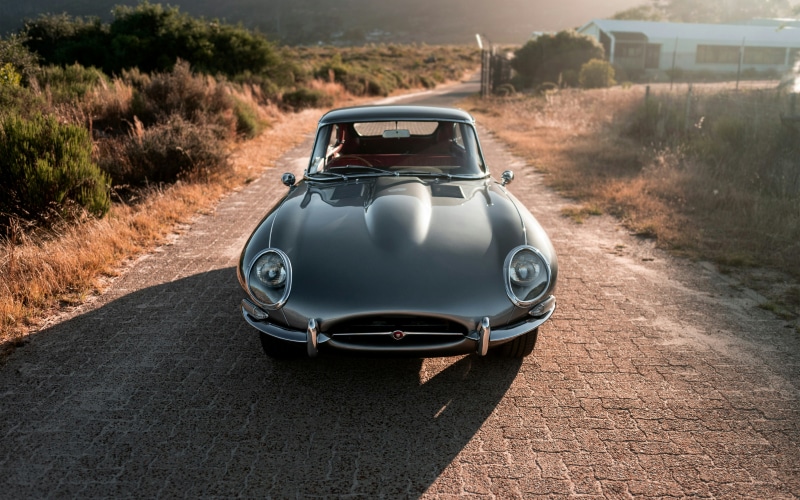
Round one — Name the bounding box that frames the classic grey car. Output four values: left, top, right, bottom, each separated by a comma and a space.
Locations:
237, 105, 557, 359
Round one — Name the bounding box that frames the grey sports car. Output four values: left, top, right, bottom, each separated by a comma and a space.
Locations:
237, 105, 557, 359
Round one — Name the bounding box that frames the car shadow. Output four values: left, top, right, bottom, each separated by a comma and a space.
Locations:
1, 267, 521, 497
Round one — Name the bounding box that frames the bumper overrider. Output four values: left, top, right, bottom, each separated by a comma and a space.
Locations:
241, 295, 556, 358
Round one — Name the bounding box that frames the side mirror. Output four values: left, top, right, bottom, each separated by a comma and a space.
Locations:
501, 170, 514, 186
281, 172, 296, 187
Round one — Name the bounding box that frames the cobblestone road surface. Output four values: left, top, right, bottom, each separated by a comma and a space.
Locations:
1, 86, 799, 498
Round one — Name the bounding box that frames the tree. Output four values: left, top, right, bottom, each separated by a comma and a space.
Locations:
612, 4, 665, 21
612, 0, 794, 23
511, 30, 604, 88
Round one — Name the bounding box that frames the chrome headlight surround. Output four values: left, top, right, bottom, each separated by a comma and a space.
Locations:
504, 245, 551, 308
246, 249, 292, 310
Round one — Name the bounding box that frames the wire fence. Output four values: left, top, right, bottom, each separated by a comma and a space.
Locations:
638, 82, 800, 198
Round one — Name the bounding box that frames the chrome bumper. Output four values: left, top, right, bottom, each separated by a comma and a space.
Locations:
241, 296, 556, 358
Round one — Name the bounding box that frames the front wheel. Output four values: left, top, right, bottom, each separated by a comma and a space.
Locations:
499, 328, 538, 358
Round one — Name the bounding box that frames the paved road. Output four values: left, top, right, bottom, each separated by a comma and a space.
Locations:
1, 83, 799, 498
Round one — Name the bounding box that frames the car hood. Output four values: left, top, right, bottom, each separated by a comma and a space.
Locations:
250, 176, 546, 329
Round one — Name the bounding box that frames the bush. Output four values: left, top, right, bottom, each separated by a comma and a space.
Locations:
22, 14, 110, 72
0, 63, 21, 88
22, 4, 282, 78
281, 87, 334, 110
0, 114, 110, 225
105, 116, 228, 185
131, 60, 232, 131
0, 34, 39, 85
36, 63, 107, 102
232, 97, 266, 138
579, 59, 616, 89
512, 30, 604, 88
561, 69, 579, 87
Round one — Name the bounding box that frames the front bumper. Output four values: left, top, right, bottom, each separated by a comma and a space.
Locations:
241, 295, 556, 358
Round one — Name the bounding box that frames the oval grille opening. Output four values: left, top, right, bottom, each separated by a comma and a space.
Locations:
326, 316, 468, 348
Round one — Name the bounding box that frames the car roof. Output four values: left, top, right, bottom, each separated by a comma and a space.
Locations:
318, 105, 475, 126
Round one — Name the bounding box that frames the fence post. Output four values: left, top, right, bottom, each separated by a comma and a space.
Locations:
683, 85, 693, 133
476, 34, 496, 98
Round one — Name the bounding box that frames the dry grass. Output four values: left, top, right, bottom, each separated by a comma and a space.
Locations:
0, 108, 320, 350
0, 45, 463, 351
466, 84, 800, 320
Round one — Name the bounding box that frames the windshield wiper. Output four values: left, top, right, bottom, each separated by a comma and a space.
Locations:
397, 171, 453, 180
306, 171, 350, 181
328, 165, 399, 176
398, 171, 487, 181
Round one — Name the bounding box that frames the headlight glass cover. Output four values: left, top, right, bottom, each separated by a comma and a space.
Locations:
248, 249, 292, 309
505, 246, 550, 307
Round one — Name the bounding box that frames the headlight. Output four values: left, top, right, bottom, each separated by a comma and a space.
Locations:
247, 249, 292, 309
504, 246, 550, 307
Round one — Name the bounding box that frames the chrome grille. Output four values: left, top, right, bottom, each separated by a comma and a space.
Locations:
327, 316, 468, 348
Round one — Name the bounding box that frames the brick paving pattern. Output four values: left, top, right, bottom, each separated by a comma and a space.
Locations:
1, 92, 799, 498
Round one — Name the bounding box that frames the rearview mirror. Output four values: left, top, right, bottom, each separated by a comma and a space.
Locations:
382, 129, 411, 139
501, 170, 514, 186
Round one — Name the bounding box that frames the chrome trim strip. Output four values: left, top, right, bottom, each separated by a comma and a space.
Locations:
241, 307, 306, 343
477, 317, 490, 356
325, 338, 474, 355
242, 299, 556, 355
489, 302, 556, 345
307, 318, 318, 358
530, 295, 556, 317
245, 248, 292, 310
332, 331, 464, 338
241, 298, 269, 321
504, 245, 553, 308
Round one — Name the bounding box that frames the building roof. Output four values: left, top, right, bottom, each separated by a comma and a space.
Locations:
579, 19, 800, 46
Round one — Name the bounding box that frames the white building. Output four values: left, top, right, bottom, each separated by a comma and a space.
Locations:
578, 19, 800, 75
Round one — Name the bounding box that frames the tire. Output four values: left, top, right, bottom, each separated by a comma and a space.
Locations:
259, 332, 304, 360
499, 328, 539, 358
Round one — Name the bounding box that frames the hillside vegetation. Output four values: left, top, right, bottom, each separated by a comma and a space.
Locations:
0, 3, 478, 345
3, 0, 645, 45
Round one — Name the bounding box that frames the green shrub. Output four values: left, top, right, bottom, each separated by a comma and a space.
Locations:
0, 63, 22, 88
22, 14, 110, 72
512, 30, 604, 88
0, 35, 40, 84
561, 69, 579, 87
281, 87, 334, 110
22, 4, 282, 78
579, 59, 616, 89
0, 114, 110, 225
232, 72, 281, 104
233, 98, 266, 138
36, 63, 107, 102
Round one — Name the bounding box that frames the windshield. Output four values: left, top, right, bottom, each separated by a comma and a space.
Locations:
308, 120, 486, 178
